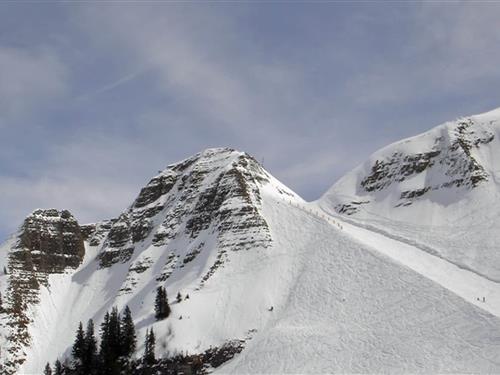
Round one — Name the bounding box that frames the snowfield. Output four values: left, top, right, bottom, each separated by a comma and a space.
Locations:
1, 117, 500, 374
11, 183, 500, 373
217, 196, 500, 373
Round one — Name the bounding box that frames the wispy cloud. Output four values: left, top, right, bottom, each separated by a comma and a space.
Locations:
76, 69, 147, 101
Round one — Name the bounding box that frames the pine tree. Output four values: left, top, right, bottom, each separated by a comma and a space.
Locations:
72, 322, 85, 371
143, 328, 156, 365
99, 311, 111, 373
83, 319, 98, 374
108, 307, 121, 362
154, 287, 162, 319
154, 286, 171, 320
120, 305, 136, 358
176, 291, 182, 303
53, 360, 63, 375
44, 362, 52, 375
97, 307, 126, 374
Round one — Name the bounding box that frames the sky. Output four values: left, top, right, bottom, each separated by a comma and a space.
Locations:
1, 1, 500, 240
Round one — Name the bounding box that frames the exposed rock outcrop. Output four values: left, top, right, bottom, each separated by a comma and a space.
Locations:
2, 209, 84, 373
93, 149, 272, 286
340, 117, 495, 213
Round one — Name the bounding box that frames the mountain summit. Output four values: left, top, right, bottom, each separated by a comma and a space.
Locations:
319, 107, 500, 281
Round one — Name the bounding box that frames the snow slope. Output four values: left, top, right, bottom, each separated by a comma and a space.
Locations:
217, 198, 500, 373
320, 107, 500, 282
1, 145, 500, 373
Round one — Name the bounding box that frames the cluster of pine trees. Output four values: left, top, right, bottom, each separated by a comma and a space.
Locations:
44, 287, 175, 375
44, 306, 139, 375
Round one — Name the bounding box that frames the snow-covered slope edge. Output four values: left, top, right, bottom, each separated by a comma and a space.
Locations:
319, 107, 500, 281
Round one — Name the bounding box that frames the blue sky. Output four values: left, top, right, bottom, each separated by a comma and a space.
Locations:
1, 2, 500, 240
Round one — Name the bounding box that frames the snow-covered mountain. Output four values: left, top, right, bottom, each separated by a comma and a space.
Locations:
320, 107, 500, 282
1, 141, 500, 374
0, 148, 302, 373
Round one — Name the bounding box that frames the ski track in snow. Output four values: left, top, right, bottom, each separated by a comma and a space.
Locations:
284, 199, 500, 319
216, 195, 500, 374
274, 197, 500, 319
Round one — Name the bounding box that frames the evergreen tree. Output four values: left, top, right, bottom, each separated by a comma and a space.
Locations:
99, 311, 111, 373
120, 305, 136, 358
83, 319, 98, 374
44, 362, 52, 375
154, 286, 171, 320
108, 307, 121, 360
72, 322, 85, 371
53, 360, 63, 375
99, 307, 123, 374
154, 287, 162, 319
143, 328, 156, 365
176, 291, 182, 303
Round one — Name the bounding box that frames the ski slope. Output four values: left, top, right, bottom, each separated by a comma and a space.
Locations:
266, 198, 500, 320
216, 195, 500, 373
336, 215, 500, 318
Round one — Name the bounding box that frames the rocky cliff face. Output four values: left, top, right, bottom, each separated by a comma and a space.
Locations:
1, 209, 85, 373
85, 148, 273, 289
325, 113, 498, 215
359, 118, 492, 206
14, 209, 85, 275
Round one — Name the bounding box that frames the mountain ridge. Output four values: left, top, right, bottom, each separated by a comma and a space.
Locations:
1, 112, 500, 373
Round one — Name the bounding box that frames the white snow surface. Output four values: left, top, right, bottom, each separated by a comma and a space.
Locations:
218, 199, 500, 373
1, 142, 500, 373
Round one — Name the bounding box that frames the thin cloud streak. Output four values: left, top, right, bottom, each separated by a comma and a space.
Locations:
76, 69, 147, 102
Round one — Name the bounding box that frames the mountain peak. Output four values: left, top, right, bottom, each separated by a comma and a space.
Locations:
85, 147, 276, 270
319, 106, 500, 281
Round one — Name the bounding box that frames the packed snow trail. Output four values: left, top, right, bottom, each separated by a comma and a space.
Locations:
339, 218, 500, 317
288, 201, 500, 318
216, 194, 500, 374
282, 197, 500, 317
